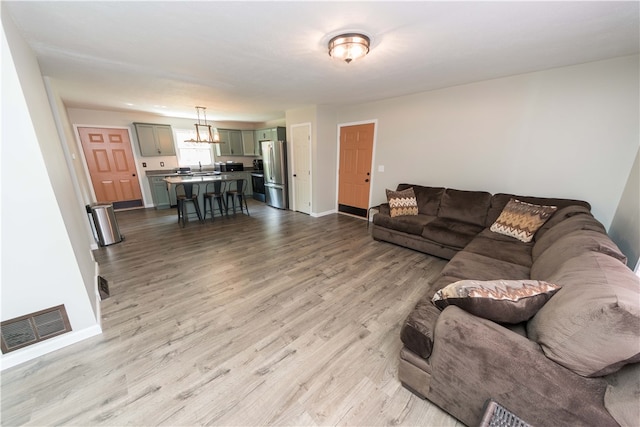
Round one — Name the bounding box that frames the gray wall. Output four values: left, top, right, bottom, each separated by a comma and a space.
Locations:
609, 148, 640, 270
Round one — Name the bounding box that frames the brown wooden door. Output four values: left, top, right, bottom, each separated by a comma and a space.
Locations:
338, 123, 374, 216
78, 127, 143, 205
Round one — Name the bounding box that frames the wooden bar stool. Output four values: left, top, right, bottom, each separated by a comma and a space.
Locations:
225, 179, 249, 216
203, 181, 226, 222
176, 183, 203, 226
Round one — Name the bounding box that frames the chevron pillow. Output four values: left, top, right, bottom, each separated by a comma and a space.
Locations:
490, 198, 557, 242
386, 187, 419, 217
432, 279, 562, 324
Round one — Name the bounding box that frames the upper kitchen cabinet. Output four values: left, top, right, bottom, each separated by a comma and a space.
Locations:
241, 130, 258, 156
133, 123, 176, 156
216, 129, 232, 155
255, 127, 286, 144
216, 129, 245, 156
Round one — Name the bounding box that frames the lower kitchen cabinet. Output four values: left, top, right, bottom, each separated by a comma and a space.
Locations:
149, 176, 171, 209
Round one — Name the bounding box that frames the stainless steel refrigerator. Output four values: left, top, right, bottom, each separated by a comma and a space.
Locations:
261, 140, 288, 209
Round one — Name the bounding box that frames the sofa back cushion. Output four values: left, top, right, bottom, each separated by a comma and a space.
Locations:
397, 184, 445, 216
531, 230, 627, 280
527, 252, 640, 377
438, 188, 492, 226
532, 213, 607, 262
486, 193, 591, 228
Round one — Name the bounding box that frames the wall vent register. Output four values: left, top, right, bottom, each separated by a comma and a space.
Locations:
1, 305, 72, 354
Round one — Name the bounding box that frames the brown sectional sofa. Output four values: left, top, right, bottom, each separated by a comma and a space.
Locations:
372, 184, 640, 427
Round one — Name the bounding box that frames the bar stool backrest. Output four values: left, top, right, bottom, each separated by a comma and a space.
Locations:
206, 181, 225, 195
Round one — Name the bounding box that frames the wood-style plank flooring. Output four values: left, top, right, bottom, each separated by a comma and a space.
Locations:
1, 201, 460, 426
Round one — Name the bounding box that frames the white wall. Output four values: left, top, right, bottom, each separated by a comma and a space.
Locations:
2, 12, 100, 369
335, 55, 639, 229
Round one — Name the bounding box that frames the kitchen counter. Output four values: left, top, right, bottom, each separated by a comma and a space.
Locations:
163, 174, 235, 185
145, 168, 258, 177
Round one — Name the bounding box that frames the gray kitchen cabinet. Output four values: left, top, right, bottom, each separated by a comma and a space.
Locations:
241, 130, 258, 156
149, 176, 171, 209
134, 123, 176, 156
229, 130, 244, 155
255, 126, 286, 144
215, 129, 243, 156
216, 130, 232, 156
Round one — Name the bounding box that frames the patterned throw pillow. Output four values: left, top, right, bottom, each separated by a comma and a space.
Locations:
386, 187, 419, 217
490, 199, 557, 243
432, 279, 562, 324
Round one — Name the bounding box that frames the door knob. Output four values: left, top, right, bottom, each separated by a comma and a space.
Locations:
132, 174, 136, 177
293, 174, 297, 177
365, 179, 369, 182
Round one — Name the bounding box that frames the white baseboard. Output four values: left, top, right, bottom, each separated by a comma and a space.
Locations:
0, 325, 102, 371
311, 209, 337, 217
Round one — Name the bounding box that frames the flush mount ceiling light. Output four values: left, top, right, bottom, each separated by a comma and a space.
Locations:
328, 33, 370, 63
185, 106, 221, 143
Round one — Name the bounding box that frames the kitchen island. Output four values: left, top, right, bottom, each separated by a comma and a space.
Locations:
164, 174, 246, 221
146, 171, 254, 210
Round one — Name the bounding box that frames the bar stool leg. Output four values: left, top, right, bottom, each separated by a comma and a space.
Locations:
193, 199, 203, 222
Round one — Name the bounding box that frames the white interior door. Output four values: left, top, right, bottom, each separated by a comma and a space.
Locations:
292, 124, 311, 214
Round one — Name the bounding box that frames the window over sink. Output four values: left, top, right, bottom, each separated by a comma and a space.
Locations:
175, 129, 215, 167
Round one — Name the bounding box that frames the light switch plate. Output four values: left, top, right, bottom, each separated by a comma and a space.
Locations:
378, 165, 385, 172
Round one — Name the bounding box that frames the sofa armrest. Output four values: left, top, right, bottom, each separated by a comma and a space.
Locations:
426, 306, 616, 427
378, 203, 390, 216
400, 298, 440, 358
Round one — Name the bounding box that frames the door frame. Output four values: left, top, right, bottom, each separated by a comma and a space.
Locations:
335, 119, 378, 214
73, 124, 149, 207
290, 122, 313, 214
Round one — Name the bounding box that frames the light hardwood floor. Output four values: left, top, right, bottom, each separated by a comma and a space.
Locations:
1, 201, 461, 426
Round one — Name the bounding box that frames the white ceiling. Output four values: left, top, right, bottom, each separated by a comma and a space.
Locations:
4, 1, 639, 123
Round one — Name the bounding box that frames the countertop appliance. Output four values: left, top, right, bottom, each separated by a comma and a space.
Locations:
261, 140, 288, 209
214, 162, 244, 172
252, 159, 263, 171
175, 167, 192, 175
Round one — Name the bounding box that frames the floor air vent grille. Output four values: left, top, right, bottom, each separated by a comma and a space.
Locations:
1, 305, 71, 353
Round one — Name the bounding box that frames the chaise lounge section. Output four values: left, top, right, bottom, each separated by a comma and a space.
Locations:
372, 183, 640, 426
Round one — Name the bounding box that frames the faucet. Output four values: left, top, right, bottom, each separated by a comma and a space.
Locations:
199, 161, 202, 172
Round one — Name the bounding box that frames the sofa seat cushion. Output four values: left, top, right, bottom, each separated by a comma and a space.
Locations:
400, 297, 441, 358
373, 212, 435, 236
527, 252, 640, 377
397, 184, 445, 216
433, 279, 561, 324
531, 230, 627, 280
604, 363, 640, 427
440, 251, 531, 282
421, 218, 484, 249
438, 188, 492, 227
464, 232, 533, 267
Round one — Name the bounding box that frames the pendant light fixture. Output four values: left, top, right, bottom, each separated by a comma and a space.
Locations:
184, 106, 220, 143
328, 33, 370, 63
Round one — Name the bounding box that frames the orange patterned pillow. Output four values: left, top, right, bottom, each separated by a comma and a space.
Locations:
432, 279, 562, 324
490, 199, 557, 242
386, 187, 419, 217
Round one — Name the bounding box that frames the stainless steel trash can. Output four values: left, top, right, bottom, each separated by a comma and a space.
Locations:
91, 204, 123, 246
